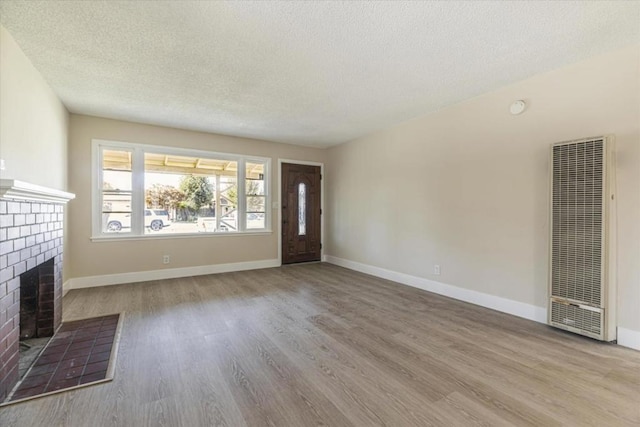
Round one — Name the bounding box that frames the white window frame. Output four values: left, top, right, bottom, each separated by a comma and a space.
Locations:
91, 139, 271, 240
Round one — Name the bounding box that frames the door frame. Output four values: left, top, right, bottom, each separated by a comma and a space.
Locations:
277, 159, 325, 266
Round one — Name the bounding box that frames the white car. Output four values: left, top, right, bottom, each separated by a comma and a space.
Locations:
106, 209, 171, 232
150, 209, 171, 227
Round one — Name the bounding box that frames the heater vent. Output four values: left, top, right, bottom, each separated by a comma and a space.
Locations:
548, 136, 616, 341
550, 300, 602, 338
551, 140, 603, 306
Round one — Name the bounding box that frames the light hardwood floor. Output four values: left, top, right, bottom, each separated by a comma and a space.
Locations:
1, 263, 639, 426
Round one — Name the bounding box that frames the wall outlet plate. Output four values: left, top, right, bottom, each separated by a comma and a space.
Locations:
434, 264, 441, 275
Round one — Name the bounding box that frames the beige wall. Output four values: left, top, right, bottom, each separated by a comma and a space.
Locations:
67, 114, 326, 279
326, 46, 640, 333
0, 26, 68, 190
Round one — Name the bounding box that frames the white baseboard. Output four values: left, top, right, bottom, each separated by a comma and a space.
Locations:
65, 258, 280, 291
63, 280, 72, 296
617, 327, 640, 351
324, 255, 547, 324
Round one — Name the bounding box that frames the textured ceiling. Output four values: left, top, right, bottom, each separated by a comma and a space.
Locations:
1, 1, 639, 148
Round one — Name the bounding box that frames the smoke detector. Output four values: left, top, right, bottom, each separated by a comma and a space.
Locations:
509, 100, 527, 115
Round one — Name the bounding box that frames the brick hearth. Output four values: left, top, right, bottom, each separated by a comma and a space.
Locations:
0, 200, 65, 400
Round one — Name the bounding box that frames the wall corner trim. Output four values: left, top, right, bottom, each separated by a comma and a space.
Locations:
65, 259, 280, 291
617, 327, 640, 351
324, 255, 547, 324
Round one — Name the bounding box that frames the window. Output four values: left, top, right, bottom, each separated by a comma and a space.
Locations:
298, 182, 306, 236
93, 140, 270, 238
246, 162, 266, 230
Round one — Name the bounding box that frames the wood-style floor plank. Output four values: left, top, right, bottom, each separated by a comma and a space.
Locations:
1, 263, 639, 426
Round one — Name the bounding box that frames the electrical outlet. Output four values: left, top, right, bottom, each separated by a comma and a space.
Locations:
162, 255, 170, 264
433, 264, 441, 275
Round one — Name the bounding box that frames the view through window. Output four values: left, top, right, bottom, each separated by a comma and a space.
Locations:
97, 142, 269, 237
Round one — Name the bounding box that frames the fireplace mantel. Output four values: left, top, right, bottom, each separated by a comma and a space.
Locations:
0, 179, 75, 203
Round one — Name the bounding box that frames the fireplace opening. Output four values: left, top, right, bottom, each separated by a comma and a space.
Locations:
20, 258, 55, 339
18, 258, 56, 378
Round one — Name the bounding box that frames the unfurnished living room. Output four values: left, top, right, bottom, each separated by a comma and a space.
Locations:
0, 1, 639, 425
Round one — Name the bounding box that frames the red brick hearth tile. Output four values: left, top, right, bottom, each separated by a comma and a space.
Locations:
52, 367, 83, 382
95, 336, 114, 346
75, 326, 101, 336
11, 384, 46, 400
96, 330, 114, 339
87, 351, 111, 364
35, 352, 65, 366
59, 355, 90, 370
83, 360, 109, 375
40, 344, 68, 357
72, 331, 98, 341
45, 341, 71, 353
79, 371, 107, 384
28, 361, 58, 376
55, 330, 75, 338
4, 313, 119, 403
57, 324, 76, 333
62, 347, 91, 360
72, 339, 96, 350
19, 372, 52, 389
91, 343, 112, 354
44, 377, 81, 392
102, 316, 119, 325
80, 320, 103, 328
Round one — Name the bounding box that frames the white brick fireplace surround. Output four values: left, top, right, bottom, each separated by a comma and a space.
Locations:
0, 180, 74, 400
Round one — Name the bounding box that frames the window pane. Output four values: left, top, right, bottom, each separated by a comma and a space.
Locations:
246, 213, 265, 229
246, 196, 265, 213
298, 182, 306, 236
102, 149, 132, 233
218, 175, 238, 232
246, 162, 264, 180
143, 152, 237, 234
246, 180, 265, 196
246, 162, 266, 229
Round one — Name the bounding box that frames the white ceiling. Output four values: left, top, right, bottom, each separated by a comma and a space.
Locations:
1, 1, 639, 148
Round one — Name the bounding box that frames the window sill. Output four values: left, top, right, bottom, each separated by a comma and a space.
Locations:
90, 230, 273, 242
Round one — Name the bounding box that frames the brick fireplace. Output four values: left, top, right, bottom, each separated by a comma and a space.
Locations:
0, 180, 74, 400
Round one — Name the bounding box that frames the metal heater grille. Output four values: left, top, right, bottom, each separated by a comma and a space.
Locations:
550, 301, 602, 337
551, 139, 604, 307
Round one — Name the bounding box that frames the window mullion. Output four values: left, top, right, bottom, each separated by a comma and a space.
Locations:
131, 148, 145, 235
238, 159, 246, 232
264, 160, 270, 231
94, 143, 103, 236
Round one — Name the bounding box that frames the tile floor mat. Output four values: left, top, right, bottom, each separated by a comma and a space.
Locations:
2, 313, 123, 406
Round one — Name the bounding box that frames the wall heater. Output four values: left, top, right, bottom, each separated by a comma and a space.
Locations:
548, 136, 616, 341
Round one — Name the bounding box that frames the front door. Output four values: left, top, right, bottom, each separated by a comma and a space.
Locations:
281, 163, 321, 264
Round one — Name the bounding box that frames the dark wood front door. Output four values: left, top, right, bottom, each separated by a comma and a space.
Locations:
281, 163, 321, 264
